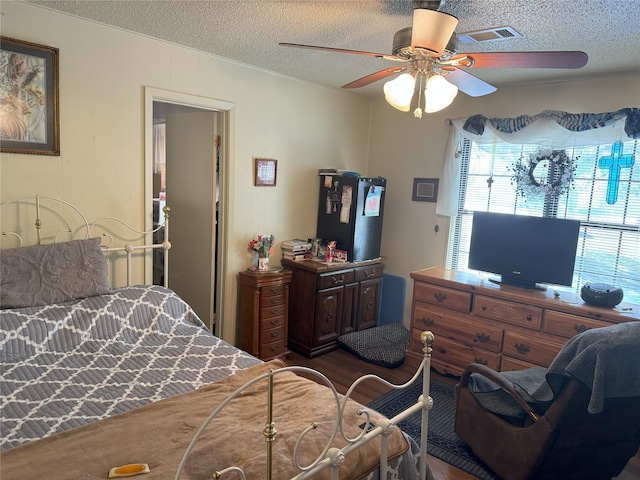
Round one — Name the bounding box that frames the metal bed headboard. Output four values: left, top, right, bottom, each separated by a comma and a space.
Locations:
1, 194, 171, 287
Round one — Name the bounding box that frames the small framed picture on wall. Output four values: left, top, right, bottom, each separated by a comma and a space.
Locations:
254, 158, 277, 186
412, 178, 439, 202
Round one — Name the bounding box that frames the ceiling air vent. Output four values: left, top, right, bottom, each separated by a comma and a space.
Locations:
458, 26, 522, 44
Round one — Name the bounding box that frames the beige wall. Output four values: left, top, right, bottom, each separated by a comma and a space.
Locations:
0, 1, 372, 343
369, 76, 640, 323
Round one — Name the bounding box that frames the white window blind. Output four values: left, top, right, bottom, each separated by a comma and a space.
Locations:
446, 138, 640, 304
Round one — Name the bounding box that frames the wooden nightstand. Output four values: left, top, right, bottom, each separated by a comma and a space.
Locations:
237, 269, 292, 360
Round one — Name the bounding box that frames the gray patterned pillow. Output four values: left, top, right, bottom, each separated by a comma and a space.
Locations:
0, 237, 111, 309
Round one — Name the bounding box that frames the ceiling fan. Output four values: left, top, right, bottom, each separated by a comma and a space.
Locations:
280, 6, 588, 118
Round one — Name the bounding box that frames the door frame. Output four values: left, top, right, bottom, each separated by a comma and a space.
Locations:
144, 87, 236, 338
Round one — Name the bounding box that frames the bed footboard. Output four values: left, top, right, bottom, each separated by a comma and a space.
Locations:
177, 331, 435, 480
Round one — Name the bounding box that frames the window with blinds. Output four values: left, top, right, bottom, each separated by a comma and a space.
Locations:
446, 138, 640, 304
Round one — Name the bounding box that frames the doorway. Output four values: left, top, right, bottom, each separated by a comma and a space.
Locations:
144, 88, 233, 334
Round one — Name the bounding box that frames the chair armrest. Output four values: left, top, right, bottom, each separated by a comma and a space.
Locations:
459, 364, 540, 423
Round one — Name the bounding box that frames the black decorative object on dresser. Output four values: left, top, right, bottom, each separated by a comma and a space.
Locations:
283, 258, 383, 358
237, 269, 292, 360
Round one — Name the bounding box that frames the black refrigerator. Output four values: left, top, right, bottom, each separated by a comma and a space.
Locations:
316, 175, 386, 262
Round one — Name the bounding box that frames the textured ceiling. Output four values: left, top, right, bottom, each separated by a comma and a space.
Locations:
24, 0, 640, 98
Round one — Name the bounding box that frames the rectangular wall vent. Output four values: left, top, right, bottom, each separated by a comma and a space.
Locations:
458, 26, 522, 44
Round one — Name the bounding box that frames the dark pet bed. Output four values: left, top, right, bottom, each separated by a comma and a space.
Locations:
337, 322, 409, 368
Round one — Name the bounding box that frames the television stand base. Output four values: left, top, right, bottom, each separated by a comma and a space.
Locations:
489, 277, 547, 291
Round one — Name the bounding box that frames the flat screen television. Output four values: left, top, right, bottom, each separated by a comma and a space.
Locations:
468, 212, 581, 290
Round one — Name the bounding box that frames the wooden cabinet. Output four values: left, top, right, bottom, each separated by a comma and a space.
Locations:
407, 267, 639, 376
282, 258, 383, 358
237, 269, 292, 361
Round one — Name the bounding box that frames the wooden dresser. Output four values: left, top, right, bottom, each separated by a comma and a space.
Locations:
282, 258, 384, 358
407, 267, 639, 375
237, 269, 292, 361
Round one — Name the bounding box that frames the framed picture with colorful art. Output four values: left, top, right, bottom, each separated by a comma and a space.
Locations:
254, 158, 277, 186
0, 37, 60, 156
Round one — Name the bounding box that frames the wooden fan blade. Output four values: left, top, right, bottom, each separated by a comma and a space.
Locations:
455, 51, 588, 69
444, 68, 497, 97
279, 43, 400, 61
342, 66, 406, 89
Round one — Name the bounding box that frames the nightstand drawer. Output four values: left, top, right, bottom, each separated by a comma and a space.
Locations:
261, 303, 286, 319
503, 331, 564, 367
260, 338, 288, 358
413, 282, 471, 313
260, 293, 286, 309
473, 295, 542, 330
412, 303, 503, 353
261, 284, 286, 298
543, 310, 610, 338
318, 270, 355, 289
261, 314, 286, 329
262, 324, 286, 343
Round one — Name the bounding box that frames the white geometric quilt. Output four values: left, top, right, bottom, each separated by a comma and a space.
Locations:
0, 285, 260, 451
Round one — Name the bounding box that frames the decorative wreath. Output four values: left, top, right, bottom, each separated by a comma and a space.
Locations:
511, 148, 577, 200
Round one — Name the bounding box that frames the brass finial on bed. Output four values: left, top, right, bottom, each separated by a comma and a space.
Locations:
420, 330, 434, 357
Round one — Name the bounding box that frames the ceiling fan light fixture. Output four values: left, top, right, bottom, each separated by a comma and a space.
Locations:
424, 74, 458, 113
411, 9, 458, 55
383, 73, 416, 112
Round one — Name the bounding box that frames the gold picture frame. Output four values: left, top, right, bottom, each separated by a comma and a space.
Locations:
0, 37, 60, 156
254, 158, 277, 186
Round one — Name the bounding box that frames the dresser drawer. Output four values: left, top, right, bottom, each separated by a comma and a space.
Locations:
503, 331, 564, 367
413, 282, 471, 313
261, 293, 286, 310
412, 331, 500, 371
501, 356, 540, 372
543, 310, 611, 339
261, 314, 286, 330
412, 303, 503, 353
473, 295, 542, 330
318, 270, 355, 289
354, 264, 383, 281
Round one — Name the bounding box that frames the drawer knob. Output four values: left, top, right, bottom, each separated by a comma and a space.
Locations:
332, 275, 345, 285
434, 293, 447, 302
270, 308, 281, 315
422, 317, 434, 326
271, 298, 282, 305
526, 315, 532, 321
476, 332, 490, 343
481, 305, 487, 311
474, 357, 488, 366
270, 287, 280, 294
515, 343, 530, 355
573, 324, 588, 334
271, 331, 279, 338
366, 302, 373, 311
271, 318, 280, 325
365, 269, 376, 278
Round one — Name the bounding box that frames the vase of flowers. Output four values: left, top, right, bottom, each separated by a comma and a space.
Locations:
248, 234, 275, 272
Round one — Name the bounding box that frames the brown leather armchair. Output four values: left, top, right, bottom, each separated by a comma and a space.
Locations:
454, 322, 640, 480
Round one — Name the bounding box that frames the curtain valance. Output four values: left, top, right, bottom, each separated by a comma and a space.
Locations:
436, 108, 639, 216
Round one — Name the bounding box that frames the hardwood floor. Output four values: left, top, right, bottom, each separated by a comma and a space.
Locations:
284, 349, 478, 480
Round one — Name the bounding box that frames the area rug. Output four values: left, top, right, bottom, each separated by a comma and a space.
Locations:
367, 377, 500, 480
